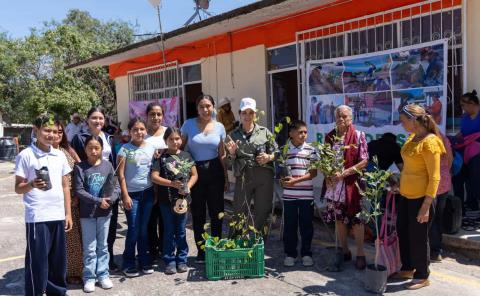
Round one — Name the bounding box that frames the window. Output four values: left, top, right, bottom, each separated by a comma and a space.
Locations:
348, 23, 399, 56
183, 64, 201, 83
128, 64, 181, 101
298, 4, 464, 131
268, 44, 297, 71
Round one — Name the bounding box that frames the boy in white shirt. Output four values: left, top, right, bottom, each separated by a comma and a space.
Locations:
15, 114, 72, 296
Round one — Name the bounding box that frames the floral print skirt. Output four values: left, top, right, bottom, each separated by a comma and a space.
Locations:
323, 200, 363, 226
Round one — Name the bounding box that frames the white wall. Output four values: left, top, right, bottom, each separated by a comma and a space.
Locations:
0, 113, 3, 137
201, 44, 269, 126
115, 76, 130, 130
466, 0, 480, 93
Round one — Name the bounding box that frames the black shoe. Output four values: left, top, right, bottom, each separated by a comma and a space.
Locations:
177, 263, 188, 273
195, 253, 205, 264
109, 261, 119, 272
343, 250, 352, 262
123, 267, 140, 278
142, 265, 154, 274
151, 259, 160, 268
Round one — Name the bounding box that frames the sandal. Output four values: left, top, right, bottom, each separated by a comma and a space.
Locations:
355, 256, 366, 270
406, 279, 430, 290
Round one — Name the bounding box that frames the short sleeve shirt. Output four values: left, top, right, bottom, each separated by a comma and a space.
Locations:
460, 113, 480, 137
145, 126, 168, 150
118, 142, 156, 192
151, 151, 194, 204
15, 144, 72, 223
181, 118, 226, 161
282, 142, 319, 201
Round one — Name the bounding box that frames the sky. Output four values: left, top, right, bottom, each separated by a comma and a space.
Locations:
0, 0, 259, 38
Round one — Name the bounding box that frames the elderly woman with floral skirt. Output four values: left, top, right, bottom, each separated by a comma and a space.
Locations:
322, 105, 369, 270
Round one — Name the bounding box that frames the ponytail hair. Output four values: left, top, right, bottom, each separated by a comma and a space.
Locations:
461, 89, 479, 105
401, 104, 440, 137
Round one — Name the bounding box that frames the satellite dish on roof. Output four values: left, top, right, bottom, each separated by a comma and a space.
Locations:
197, 0, 210, 9
184, 0, 212, 26
148, 0, 162, 7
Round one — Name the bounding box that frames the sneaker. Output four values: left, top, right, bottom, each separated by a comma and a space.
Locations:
99, 278, 113, 289
195, 254, 205, 264
283, 256, 296, 267
165, 264, 177, 275
83, 280, 95, 293
151, 259, 160, 268
177, 263, 188, 273
122, 267, 140, 278
302, 256, 314, 267
142, 265, 154, 274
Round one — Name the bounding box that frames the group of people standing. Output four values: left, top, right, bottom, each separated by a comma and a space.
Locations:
14, 88, 479, 295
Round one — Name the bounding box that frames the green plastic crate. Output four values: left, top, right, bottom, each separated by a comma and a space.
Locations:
205, 238, 265, 280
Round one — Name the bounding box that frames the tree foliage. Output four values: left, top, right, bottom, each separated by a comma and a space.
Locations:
0, 10, 137, 123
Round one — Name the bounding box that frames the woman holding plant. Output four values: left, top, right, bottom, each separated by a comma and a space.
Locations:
395, 104, 445, 290
180, 95, 228, 263
226, 97, 278, 234
322, 105, 369, 270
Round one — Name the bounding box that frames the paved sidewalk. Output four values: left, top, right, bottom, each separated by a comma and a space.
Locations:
1, 162, 479, 296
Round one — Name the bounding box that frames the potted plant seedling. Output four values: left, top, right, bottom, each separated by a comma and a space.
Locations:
198, 212, 265, 280
168, 154, 195, 195
355, 156, 392, 294
309, 136, 346, 271
164, 155, 195, 214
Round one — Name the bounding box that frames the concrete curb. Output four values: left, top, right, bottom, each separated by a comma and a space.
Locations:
443, 231, 480, 259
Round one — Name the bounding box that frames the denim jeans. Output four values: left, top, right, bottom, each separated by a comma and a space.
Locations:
159, 203, 189, 266
282, 200, 314, 258
122, 186, 154, 270
80, 217, 111, 282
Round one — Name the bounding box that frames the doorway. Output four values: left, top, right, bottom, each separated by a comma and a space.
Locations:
270, 70, 299, 146
184, 83, 203, 120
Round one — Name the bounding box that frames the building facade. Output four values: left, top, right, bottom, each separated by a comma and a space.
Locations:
71, 0, 478, 137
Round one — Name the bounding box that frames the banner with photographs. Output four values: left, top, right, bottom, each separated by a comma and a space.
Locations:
128, 97, 179, 127
306, 39, 447, 144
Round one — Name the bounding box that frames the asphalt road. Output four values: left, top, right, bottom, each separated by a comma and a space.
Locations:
0, 161, 479, 296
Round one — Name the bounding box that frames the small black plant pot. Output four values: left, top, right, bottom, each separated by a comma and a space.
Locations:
278, 165, 292, 179
365, 264, 388, 294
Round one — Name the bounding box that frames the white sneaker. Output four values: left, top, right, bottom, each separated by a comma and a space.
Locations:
302, 256, 314, 267
83, 280, 95, 293
283, 256, 296, 267
99, 277, 113, 289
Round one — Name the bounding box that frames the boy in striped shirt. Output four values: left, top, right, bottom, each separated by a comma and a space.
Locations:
280, 120, 318, 267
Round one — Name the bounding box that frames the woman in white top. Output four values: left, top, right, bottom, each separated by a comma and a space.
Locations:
144, 102, 168, 265
145, 102, 168, 150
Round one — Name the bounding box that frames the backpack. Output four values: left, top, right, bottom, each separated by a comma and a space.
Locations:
442, 194, 462, 234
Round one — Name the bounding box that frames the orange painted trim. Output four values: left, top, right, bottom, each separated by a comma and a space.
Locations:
109, 0, 462, 79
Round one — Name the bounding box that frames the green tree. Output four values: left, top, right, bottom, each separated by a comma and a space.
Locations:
0, 9, 137, 123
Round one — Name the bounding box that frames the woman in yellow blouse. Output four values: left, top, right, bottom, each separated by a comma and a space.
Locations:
395, 104, 445, 290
